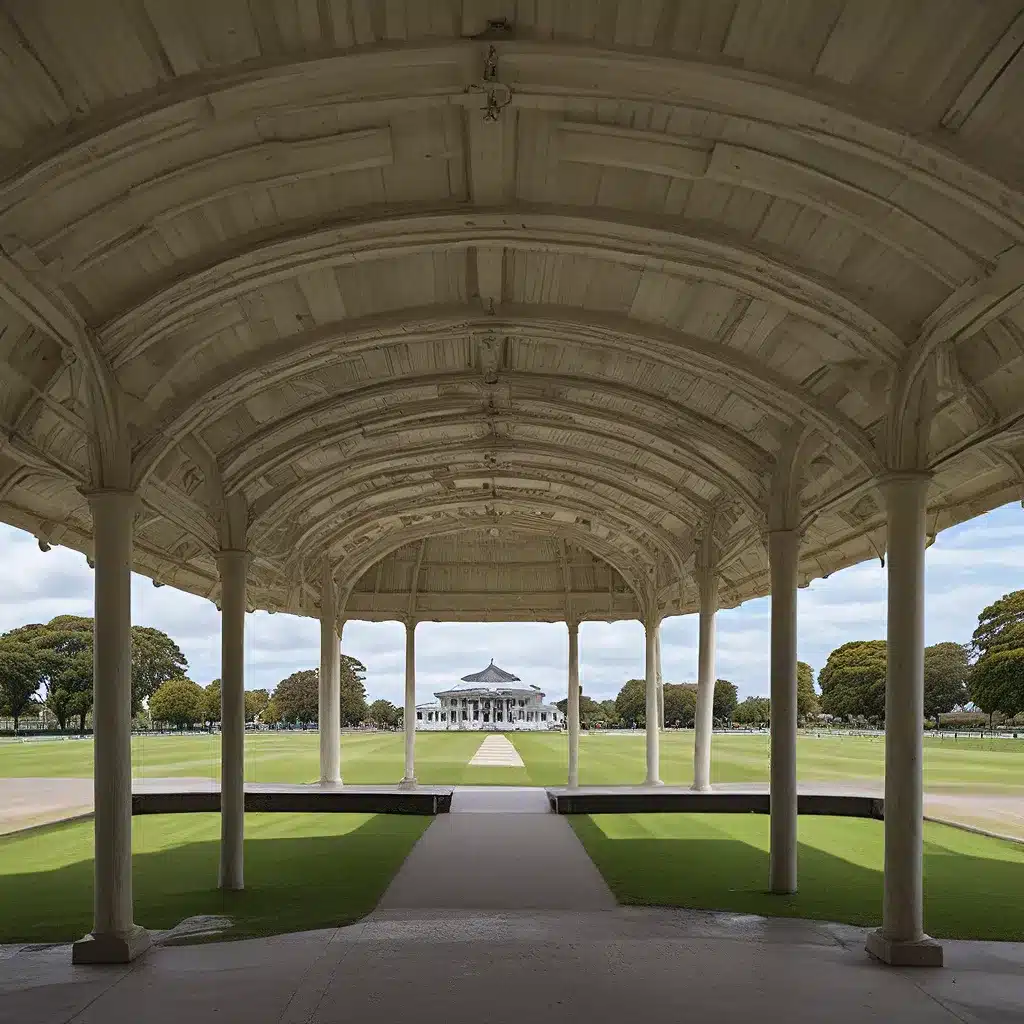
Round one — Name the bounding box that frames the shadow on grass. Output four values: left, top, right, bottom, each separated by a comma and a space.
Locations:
570, 815, 1024, 942
0, 813, 429, 945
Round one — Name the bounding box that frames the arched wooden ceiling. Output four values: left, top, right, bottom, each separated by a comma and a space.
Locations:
0, 1, 1022, 622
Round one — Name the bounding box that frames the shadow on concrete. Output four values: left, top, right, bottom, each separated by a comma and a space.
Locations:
0, 812, 428, 944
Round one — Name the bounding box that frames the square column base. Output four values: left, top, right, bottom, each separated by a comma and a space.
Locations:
865, 929, 943, 967
399, 777, 417, 789
643, 778, 664, 787
72, 924, 151, 964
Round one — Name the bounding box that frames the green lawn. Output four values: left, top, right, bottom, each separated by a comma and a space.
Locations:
0, 730, 1020, 794
0, 812, 428, 944
570, 813, 1024, 941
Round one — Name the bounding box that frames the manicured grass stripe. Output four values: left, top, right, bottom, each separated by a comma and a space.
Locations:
0, 812, 429, 944
570, 813, 1024, 941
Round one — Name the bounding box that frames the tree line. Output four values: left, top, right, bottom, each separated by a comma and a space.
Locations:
0, 614, 403, 733
592, 587, 1024, 730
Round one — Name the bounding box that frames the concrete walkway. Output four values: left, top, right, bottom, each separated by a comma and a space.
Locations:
377, 787, 615, 911
467, 735, 525, 767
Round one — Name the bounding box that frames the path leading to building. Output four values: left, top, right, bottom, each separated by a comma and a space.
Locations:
376, 786, 615, 911
467, 734, 525, 767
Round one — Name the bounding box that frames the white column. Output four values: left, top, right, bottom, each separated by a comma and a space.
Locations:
655, 626, 665, 730
567, 620, 580, 788
644, 618, 661, 785
768, 529, 800, 894
319, 563, 341, 785
692, 567, 717, 792
866, 473, 943, 966
401, 619, 417, 785
217, 549, 247, 891
73, 491, 150, 964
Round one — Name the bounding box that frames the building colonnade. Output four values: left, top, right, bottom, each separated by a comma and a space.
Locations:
80, 472, 937, 966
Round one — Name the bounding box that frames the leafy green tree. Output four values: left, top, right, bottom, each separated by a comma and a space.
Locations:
663, 683, 697, 727
273, 669, 319, 724
923, 642, 969, 727
149, 677, 204, 730
734, 696, 771, 725
970, 590, 1024, 720
340, 655, 369, 726
202, 680, 221, 727
554, 695, 602, 727
131, 626, 188, 713
0, 638, 42, 731
33, 616, 94, 733
614, 678, 646, 727
262, 697, 281, 725
797, 661, 820, 720
368, 698, 399, 729
713, 679, 738, 723
245, 688, 270, 722
818, 640, 887, 721
595, 699, 620, 728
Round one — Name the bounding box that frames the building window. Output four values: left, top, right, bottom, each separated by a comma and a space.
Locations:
416, 712, 423, 721
541, 713, 547, 722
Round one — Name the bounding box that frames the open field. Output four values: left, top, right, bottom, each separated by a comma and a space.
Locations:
0, 812, 428, 944
0, 729, 1021, 792
571, 813, 1024, 941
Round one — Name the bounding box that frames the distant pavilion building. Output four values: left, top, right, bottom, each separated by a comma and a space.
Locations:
416, 660, 563, 732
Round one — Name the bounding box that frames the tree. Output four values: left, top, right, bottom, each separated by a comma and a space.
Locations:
597, 699, 620, 728
818, 640, 887, 721
614, 678, 646, 727
149, 677, 204, 730
970, 591, 1024, 720
245, 688, 269, 722
340, 655, 368, 726
272, 669, 319, 724
734, 696, 771, 725
797, 661, 820, 720
554, 694, 601, 727
202, 680, 221, 727
663, 683, 697, 727
0, 639, 42, 731
368, 698, 399, 729
713, 679, 738, 723
262, 698, 282, 726
32, 616, 94, 733
130, 626, 188, 713
923, 642, 969, 727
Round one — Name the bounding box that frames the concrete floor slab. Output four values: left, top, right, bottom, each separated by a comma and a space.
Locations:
3, 910, 1023, 1024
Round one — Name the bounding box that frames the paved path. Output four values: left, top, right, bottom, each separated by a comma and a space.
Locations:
468, 735, 524, 767
377, 786, 615, 911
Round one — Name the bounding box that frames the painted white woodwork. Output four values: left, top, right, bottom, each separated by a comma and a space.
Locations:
567, 621, 580, 788
72, 490, 150, 965
865, 474, 943, 967
217, 549, 247, 891
319, 562, 341, 785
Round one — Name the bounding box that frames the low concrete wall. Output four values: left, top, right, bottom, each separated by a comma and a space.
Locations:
547, 789, 883, 818
133, 787, 453, 816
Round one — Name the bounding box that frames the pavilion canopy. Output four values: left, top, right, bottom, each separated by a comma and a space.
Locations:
0, 1, 1022, 624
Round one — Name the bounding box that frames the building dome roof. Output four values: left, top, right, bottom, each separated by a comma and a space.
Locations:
459, 660, 521, 684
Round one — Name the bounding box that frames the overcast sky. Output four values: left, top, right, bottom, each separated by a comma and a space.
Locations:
2, 501, 1021, 706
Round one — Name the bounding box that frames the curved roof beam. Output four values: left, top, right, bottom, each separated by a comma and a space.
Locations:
334, 515, 649, 615
5, 42, 1018, 240
325, 497, 663, 595
130, 306, 880, 482
302, 473, 690, 575
218, 368, 764, 485
215, 395, 764, 525
249, 439, 715, 537
253, 452, 702, 546
103, 210, 905, 365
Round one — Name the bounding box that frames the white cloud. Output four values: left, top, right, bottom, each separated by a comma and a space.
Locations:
2, 501, 1023, 704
